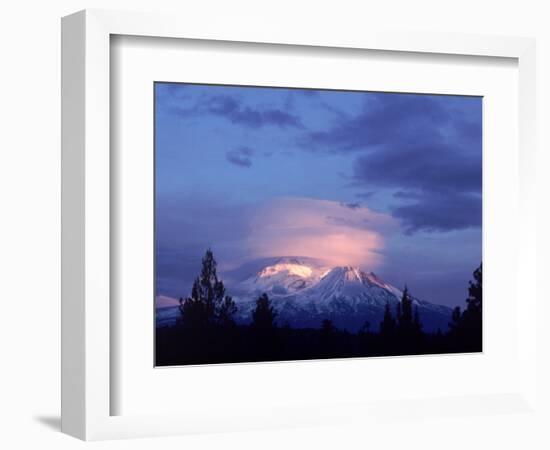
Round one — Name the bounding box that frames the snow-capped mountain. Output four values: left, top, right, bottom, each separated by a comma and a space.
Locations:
231, 257, 330, 297
230, 258, 452, 332
155, 257, 453, 332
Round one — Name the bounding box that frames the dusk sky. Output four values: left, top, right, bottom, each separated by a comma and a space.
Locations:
155, 83, 482, 308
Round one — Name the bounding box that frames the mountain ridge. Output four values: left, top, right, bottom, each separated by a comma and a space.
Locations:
230, 258, 452, 332
155, 257, 453, 332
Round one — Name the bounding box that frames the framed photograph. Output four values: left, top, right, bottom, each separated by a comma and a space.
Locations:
153, 82, 483, 367
61, 9, 537, 440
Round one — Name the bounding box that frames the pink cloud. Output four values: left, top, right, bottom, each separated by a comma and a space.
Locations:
245, 197, 397, 269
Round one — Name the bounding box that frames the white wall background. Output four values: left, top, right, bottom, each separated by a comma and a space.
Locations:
0, 1, 548, 448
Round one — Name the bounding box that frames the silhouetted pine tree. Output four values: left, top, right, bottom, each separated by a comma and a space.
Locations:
318, 319, 337, 357
396, 301, 402, 327
462, 263, 482, 350
448, 306, 462, 335
413, 306, 422, 334
396, 286, 414, 335
251, 293, 277, 330
179, 249, 237, 329
250, 293, 279, 360
321, 319, 335, 334
445, 264, 482, 352
361, 320, 371, 334
218, 295, 238, 328
380, 302, 396, 338
467, 264, 482, 311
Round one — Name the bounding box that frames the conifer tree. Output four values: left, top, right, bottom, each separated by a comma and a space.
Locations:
179, 249, 237, 329
448, 306, 462, 334
400, 286, 413, 328
361, 320, 371, 334
318, 319, 337, 357
396, 286, 414, 336
461, 263, 482, 349
446, 264, 482, 351
321, 319, 335, 334
251, 293, 277, 330
413, 306, 422, 334
466, 264, 482, 314
218, 295, 238, 327
396, 301, 402, 327
380, 302, 396, 338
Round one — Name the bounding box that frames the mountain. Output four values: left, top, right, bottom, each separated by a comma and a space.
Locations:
230, 258, 452, 332
230, 257, 330, 297
155, 257, 454, 332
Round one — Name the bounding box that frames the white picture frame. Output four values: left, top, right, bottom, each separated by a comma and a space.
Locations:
61, 9, 537, 441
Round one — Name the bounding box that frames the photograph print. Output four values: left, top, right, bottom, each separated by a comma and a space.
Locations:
154, 82, 482, 366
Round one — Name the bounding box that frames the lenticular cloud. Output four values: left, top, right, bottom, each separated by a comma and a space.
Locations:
245, 197, 397, 269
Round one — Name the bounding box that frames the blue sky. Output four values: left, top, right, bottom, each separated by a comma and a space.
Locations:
155, 82, 482, 308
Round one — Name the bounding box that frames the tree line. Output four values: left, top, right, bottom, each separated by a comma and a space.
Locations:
155, 250, 482, 366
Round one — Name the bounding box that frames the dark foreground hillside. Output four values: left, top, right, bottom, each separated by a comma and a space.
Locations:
156, 321, 481, 366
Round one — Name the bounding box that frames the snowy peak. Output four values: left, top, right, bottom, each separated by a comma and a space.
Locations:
307, 266, 396, 304
236, 257, 329, 297
321, 266, 364, 282
318, 266, 392, 290
258, 260, 314, 279
226, 260, 426, 331
234, 260, 402, 303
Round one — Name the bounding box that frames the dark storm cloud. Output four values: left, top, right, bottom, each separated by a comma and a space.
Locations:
303, 93, 482, 233
307, 93, 453, 151
167, 93, 304, 129
351, 143, 482, 195
392, 192, 482, 234
226, 146, 255, 168
207, 96, 303, 128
